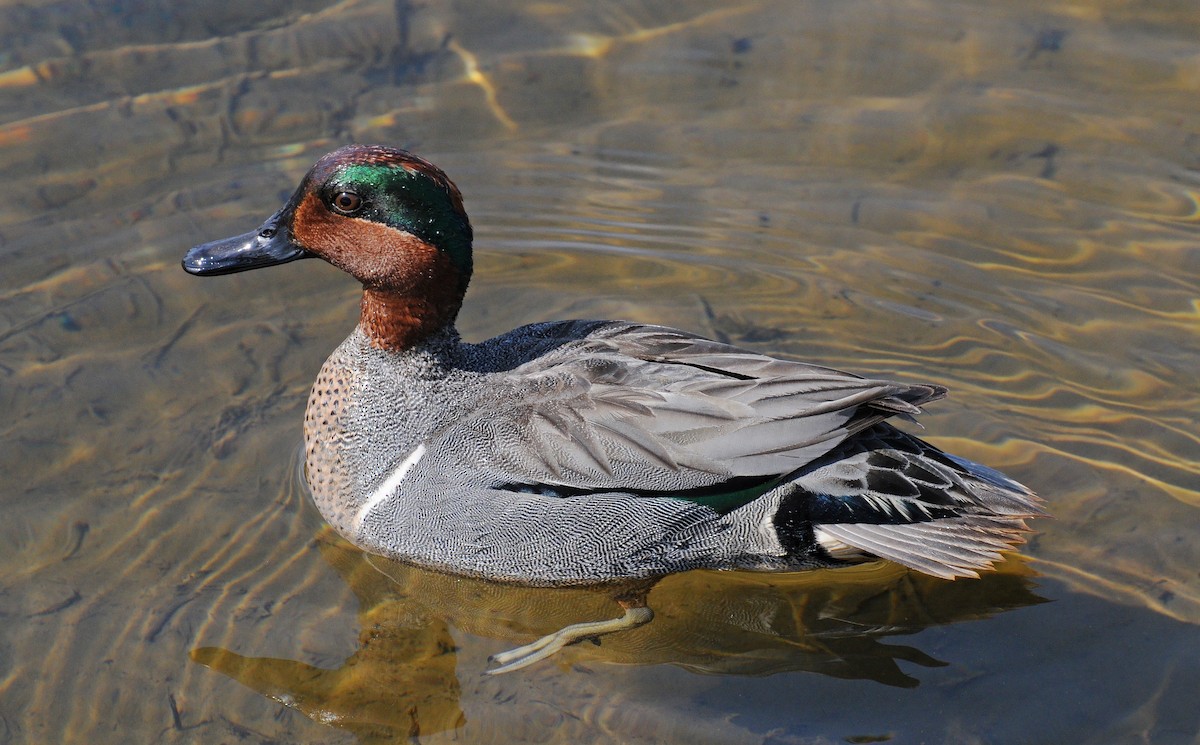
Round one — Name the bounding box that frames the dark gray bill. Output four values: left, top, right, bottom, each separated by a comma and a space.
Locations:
182, 211, 310, 276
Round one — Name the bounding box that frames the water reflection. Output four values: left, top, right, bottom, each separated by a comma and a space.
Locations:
192, 528, 1043, 738
3, 0, 1200, 741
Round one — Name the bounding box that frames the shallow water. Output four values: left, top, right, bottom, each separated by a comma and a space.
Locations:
1, 0, 1198, 742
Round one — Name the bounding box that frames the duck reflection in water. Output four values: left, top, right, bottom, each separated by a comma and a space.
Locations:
191, 528, 1045, 741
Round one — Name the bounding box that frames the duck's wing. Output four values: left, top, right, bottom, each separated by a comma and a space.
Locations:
454, 322, 945, 494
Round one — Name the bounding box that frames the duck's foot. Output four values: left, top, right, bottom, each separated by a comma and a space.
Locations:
486, 604, 654, 675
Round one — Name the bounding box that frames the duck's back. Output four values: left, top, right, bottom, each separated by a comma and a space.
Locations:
301, 320, 1041, 585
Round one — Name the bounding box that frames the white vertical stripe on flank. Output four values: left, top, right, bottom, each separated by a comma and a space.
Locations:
354, 443, 427, 529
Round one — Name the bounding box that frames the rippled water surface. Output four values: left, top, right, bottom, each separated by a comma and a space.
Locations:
2, 1, 1199, 742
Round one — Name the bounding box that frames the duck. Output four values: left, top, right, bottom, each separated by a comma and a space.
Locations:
183, 144, 1044, 673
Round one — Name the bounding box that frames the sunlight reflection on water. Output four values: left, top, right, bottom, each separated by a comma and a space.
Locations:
1, 0, 1198, 742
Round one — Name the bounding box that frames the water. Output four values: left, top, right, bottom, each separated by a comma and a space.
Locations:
1, 0, 1198, 742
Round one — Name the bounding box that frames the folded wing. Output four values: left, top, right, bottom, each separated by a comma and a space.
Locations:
451, 322, 946, 494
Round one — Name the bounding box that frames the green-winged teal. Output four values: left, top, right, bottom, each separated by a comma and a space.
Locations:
183, 145, 1044, 672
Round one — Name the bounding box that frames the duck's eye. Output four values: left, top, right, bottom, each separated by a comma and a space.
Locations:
330, 191, 363, 215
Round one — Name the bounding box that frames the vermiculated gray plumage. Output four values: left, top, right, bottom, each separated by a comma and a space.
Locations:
304, 320, 1043, 585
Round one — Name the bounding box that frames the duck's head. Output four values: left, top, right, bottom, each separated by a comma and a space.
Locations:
183, 144, 473, 351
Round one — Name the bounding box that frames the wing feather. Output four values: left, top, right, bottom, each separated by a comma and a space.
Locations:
451, 322, 944, 493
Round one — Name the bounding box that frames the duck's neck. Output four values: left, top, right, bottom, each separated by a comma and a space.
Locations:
359, 287, 462, 352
